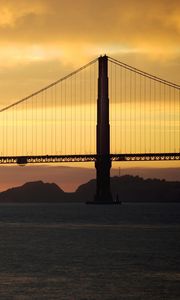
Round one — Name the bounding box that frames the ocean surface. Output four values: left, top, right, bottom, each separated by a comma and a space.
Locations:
0, 202, 179, 300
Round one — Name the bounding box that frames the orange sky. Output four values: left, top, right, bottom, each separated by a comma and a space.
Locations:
0, 0, 179, 106
0, 0, 180, 191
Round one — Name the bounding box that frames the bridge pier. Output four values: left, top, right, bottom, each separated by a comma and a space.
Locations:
94, 156, 112, 203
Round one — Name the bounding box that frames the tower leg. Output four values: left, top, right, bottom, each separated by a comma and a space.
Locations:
94, 55, 113, 203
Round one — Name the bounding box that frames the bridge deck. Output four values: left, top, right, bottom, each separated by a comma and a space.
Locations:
0, 153, 180, 165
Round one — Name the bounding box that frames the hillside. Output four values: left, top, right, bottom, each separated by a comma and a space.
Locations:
0, 176, 180, 203
75, 175, 180, 202
0, 181, 71, 203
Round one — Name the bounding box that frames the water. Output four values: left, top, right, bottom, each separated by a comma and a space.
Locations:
0, 203, 179, 299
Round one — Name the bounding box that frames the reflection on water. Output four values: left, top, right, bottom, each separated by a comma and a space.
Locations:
0, 203, 180, 299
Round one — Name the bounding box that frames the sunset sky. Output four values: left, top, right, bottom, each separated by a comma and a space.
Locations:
0, 0, 180, 191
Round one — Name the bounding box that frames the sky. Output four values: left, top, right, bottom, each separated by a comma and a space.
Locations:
0, 0, 180, 191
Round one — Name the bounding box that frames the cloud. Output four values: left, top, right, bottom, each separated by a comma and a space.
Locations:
0, 0, 46, 27
0, 0, 179, 49
0, 57, 76, 106
0, 0, 179, 105
0, 1, 179, 190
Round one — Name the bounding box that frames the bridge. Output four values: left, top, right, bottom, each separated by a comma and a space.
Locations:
0, 55, 179, 203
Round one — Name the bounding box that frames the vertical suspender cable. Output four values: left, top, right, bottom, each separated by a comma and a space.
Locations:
36, 94, 37, 155
164, 84, 166, 153
121, 66, 123, 154
154, 81, 156, 153
124, 68, 127, 154
134, 71, 136, 153
144, 76, 146, 153
74, 73, 76, 154
32, 96, 33, 155
64, 80, 66, 155
55, 83, 57, 155
89, 65, 91, 154
5, 107, 7, 155
71, 75, 73, 155
51, 87, 53, 154
173, 88, 175, 152
159, 83, 161, 153
13, 105, 14, 156
60, 82, 62, 154
26, 97, 28, 155
149, 79, 151, 153
94, 62, 96, 153
179, 88, 180, 152
41, 91, 43, 155
169, 87, 171, 153
130, 70, 132, 153
80, 70, 82, 155
140, 74, 142, 153
83, 69, 85, 153
110, 61, 112, 153
84, 69, 86, 154
2, 110, 4, 155
45, 89, 47, 155
179, 89, 180, 152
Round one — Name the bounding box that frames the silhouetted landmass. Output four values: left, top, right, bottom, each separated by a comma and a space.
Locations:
0, 181, 73, 203
0, 176, 180, 203
76, 175, 180, 202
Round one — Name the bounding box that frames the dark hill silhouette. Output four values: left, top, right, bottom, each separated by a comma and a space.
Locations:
0, 181, 70, 203
0, 176, 180, 203
75, 175, 180, 202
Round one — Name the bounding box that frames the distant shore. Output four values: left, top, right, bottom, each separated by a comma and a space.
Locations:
0, 175, 180, 203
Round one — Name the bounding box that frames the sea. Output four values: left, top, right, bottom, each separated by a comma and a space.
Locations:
0, 202, 179, 300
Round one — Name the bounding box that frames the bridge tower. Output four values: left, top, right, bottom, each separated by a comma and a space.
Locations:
94, 55, 113, 203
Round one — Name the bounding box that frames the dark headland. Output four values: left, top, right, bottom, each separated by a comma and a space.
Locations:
0, 175, 180, 203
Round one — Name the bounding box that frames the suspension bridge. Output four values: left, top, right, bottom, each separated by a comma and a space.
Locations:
0, 55, 179, 202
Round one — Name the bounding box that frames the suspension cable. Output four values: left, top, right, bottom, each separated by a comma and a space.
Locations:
108, 57, 180, 90
0, 58, 98, 113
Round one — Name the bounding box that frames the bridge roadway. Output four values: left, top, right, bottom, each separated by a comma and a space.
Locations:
0, 153, 180, 165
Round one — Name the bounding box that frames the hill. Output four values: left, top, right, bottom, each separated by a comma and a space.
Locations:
75, 175, 180, 202
0, 176, 180, 203
0, 181, 71, 203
